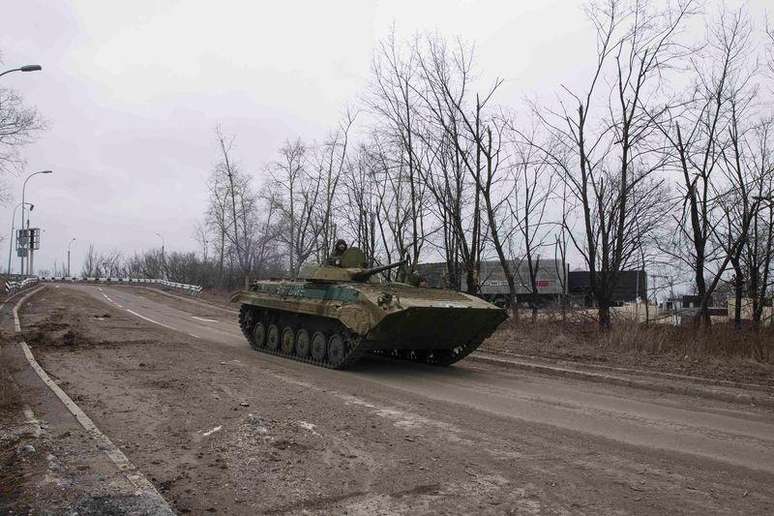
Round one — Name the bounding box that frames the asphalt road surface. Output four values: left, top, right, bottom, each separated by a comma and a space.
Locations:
76, 284, 774, 472
15, 284, 774, 514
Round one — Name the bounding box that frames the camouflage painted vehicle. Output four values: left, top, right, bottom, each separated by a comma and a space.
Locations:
231, 247, 507, 369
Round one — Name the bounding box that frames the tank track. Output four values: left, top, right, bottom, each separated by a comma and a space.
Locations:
239, 305, 366, 369
369, 326, 495, 367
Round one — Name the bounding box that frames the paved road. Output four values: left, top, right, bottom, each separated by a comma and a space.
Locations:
70, 284, 774, 475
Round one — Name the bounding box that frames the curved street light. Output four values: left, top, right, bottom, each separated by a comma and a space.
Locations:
6, 201, 33, 275
20, 170, 53, 274
0, 64, 42, 79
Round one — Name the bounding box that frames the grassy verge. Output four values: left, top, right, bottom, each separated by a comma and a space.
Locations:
482, 317, 774, 386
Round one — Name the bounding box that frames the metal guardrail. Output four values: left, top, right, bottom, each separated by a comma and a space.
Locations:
4, 276, 39, 295
36, 276, 203, 296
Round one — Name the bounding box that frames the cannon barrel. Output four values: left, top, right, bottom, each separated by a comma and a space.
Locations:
351, 260, 407, 281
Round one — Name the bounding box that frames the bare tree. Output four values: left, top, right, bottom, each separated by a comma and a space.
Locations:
367, 30, 430, 275
508, 136, 557, 321
311, 112, 356, 263
656, 6, 755, 326
193, 221, 210, 262
270, 139, 322, 277
81, 244, 98, 278
342, 143, 380, 264
214, 127, 255, 280
0, 83, 45, 178
533, 0, 693, 328
413, 35, 491, 294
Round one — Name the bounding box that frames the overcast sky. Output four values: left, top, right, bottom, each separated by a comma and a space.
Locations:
1, 0, 769, 275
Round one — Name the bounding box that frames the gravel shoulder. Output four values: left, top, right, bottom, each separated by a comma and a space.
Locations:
11, 285, 774, 514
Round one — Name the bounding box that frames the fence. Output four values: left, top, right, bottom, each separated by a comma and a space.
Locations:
36, 276, 203, 296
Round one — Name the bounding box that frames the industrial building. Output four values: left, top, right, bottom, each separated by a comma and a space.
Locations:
416, 260, 646, 308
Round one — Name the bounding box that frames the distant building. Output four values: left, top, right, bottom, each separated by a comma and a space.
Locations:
415, 259, 566, 307
416, 260, 650, 308
566, 270, 647, 307
663, 295, 715, 311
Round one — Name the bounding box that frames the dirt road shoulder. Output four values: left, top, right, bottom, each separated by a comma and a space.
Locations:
1, 287, 173, 515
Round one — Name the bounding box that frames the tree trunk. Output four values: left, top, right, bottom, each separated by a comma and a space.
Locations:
733, 263, 743, 330
598, 299, 612, 330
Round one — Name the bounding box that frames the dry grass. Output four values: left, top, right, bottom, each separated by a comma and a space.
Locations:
483, 317, 774, 385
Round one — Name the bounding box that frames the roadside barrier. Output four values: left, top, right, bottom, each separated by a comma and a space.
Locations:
4, 276, 39, 295
37, 276, 203, 296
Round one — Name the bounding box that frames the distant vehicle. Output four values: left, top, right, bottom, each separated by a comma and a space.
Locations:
416, 259, 567, 307
231, 246, 507, 369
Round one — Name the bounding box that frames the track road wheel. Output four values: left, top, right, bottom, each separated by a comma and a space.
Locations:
252, 322, 266, 349
267, 324, 280, 351
423, 346, 463, 366
280, 326, 295, 355
327, 333, 346, 367
311, 331, 326, 361
295, 329, 311, 358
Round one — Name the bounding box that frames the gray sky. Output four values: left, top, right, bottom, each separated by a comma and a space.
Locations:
1, 0, 769, 274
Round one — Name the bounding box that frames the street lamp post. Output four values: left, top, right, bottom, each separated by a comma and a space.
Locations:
155, 232, 166, 279
67, 238, 76, 277
20, 170, 53, 275
0, 64, 42, 79
7, 201, 33, 275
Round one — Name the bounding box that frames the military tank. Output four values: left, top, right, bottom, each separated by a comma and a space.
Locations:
231, 247, 507, 369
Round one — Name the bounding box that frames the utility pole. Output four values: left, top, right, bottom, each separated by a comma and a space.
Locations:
7, 202, 32, 275
155, 232, 166, 279
29, 222, 34, 275
67, 238, 76, 277
20, 170, 53, 275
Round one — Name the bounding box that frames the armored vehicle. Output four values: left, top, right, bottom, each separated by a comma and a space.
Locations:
231, 247, 507, 369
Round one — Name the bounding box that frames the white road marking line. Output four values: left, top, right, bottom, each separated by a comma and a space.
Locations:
192, 316, 217, 323
12, 289, 173, 512
202, 425, 222, 437
125, 309, 179, 332
98, 287, 103, 292
189, 333, 201, 339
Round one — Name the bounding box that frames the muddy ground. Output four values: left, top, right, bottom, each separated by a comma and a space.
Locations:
4, 286, 774, 514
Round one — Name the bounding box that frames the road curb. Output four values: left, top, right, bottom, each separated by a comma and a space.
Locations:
468, 352, 774, 409
486, 351, 773, 393
13, 286, 175, 515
